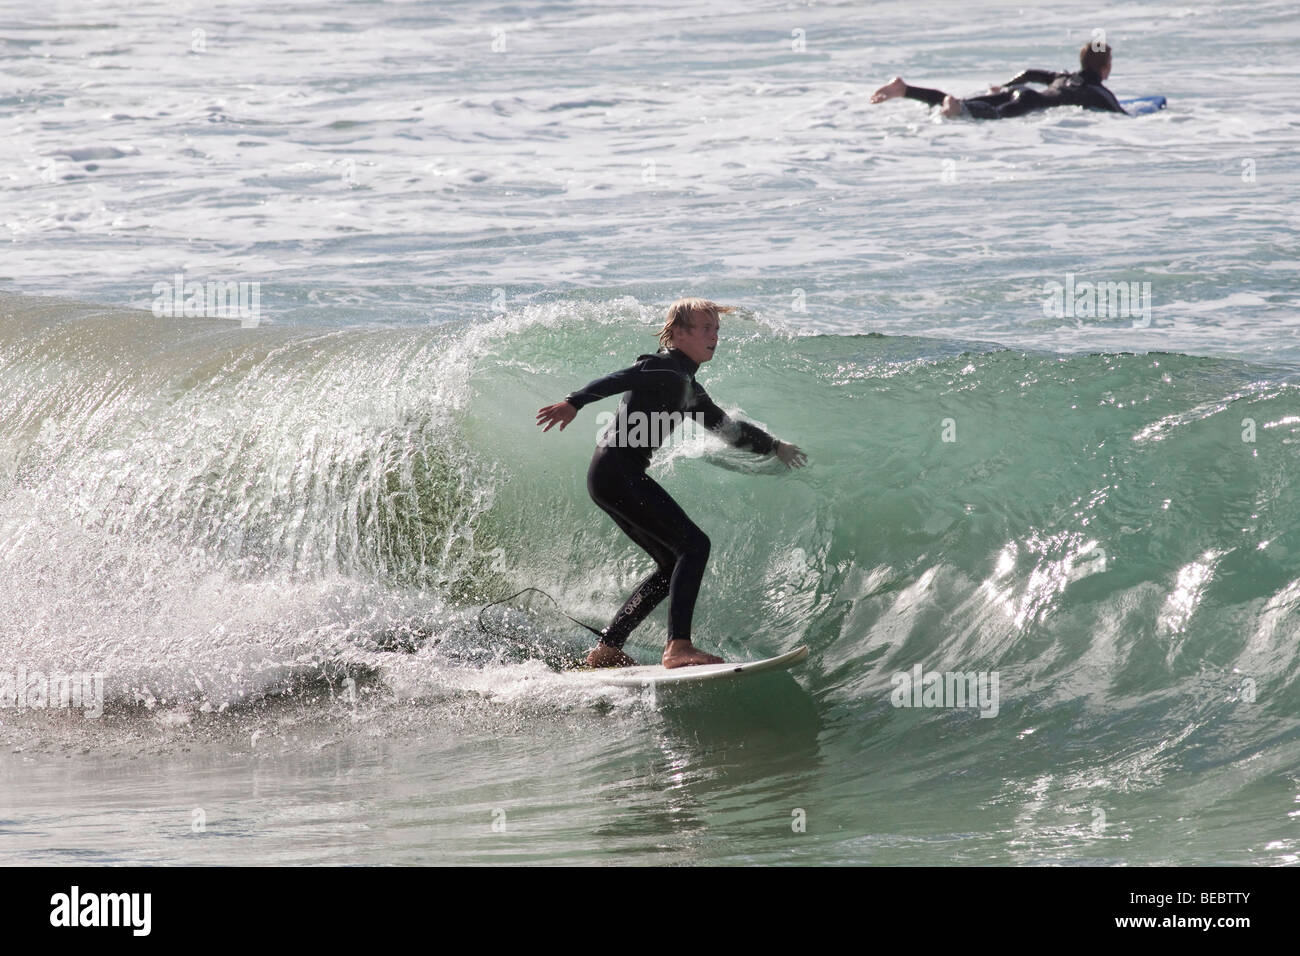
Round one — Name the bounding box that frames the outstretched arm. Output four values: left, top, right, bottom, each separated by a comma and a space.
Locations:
563, 361, 683, 411
536, 358, 682, 433
1004, 69, 1061, 86
695, 389, 808, 469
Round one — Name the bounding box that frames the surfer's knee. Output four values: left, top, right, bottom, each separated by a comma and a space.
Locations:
686, 526, 710, 561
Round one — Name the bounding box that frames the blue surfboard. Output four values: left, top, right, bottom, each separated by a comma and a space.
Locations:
1119, 96, 1167, 116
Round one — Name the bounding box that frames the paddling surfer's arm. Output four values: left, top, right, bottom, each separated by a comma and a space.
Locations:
1004, 69, 1062, 86
981, 69, 1062, 95
693, 387, 808, 469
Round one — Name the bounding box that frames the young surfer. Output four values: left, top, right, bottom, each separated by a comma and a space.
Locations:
870, 42, 1126, 119
536, 298, 807, 669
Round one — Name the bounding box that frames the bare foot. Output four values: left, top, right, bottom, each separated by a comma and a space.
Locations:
870, 76, 906, 104
661, 639, 723, 669
940, 95, 965, 119
585, 644, 639, 668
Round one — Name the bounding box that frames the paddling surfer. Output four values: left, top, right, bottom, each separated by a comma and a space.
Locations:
870, 42, 1126, 119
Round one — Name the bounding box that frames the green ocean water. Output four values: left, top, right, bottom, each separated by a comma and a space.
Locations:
1, 294, 1297, 864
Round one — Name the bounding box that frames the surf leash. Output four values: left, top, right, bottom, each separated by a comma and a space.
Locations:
476, 587, 604, 640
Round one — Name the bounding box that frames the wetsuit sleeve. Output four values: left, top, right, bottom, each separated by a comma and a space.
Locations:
1089, 84, 1127, 114
1005, 69, 1062, 86
1056, 78, 1128, 114
693, 386, 778, 455
564, 360, 683, 411
902, 83, 948, 108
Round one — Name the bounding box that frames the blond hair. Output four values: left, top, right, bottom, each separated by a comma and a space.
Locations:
658, 297, 733, 349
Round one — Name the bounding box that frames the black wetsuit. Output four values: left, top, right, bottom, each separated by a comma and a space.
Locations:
564, 347, 777, 647
904, 68, 1126, 119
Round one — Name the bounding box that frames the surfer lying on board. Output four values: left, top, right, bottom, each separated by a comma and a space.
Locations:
536, 298, 807, 669
870, 42, 1126, 119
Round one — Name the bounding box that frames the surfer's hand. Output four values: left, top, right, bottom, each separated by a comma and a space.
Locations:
536, 401, 577, 432
987, 85, 1006, 94
776, 441, 807, 469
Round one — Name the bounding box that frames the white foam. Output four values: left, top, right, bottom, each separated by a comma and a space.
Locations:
0, 0, 1295, 364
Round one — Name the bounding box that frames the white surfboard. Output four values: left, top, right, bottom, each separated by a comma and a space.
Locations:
569, 645, 808, 687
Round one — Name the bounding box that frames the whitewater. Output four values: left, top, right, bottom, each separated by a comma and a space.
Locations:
1, 0, 1298, 865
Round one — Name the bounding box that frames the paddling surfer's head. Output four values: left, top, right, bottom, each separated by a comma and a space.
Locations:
659, 297, 730, 364
1080, 41, 1112, 79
